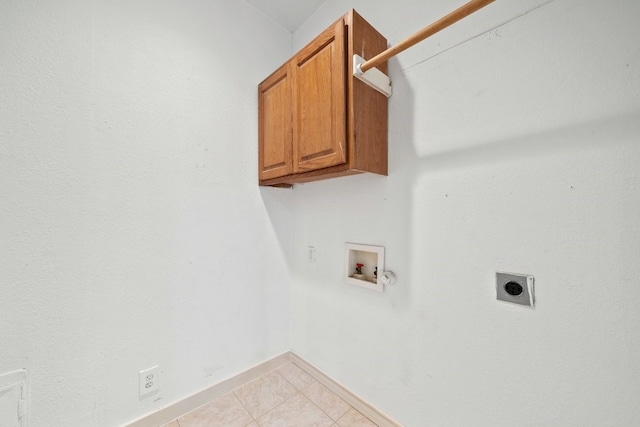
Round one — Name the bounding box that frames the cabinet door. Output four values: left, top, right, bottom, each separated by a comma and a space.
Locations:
258, 63, 293, 180
292, 19, 346, 173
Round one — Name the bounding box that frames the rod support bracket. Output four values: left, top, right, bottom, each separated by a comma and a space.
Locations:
353, 54, 392, 98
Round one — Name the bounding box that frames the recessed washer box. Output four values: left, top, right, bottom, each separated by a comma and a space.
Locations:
496, 272, 534, 307
345, 243, 384, 292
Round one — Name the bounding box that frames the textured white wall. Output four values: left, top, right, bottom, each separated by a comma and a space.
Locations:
0, 1, 293, 425
291, 0, 640, 426
3, 0, 640, 425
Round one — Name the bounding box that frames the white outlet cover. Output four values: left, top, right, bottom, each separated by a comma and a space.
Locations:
139, 366, 159, 398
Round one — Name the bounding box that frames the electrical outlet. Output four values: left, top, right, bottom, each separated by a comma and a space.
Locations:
308, 246, 316, 263
139, 366, 159, 398
496, 272, 534, 307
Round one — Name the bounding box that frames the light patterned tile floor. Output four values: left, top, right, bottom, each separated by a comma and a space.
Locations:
163, 363, 378, 427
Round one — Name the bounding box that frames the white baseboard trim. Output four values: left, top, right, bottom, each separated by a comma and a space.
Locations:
127, 351, 401, 427
290, 353, 402, 427
126, 352, 292, 427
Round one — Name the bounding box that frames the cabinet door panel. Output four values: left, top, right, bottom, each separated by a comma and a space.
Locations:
258, 64, 293, 180
292, 19, 346, 173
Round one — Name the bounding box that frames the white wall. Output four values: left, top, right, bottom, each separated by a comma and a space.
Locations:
291, 0, 640, 426
0, 1, 293, 425
3, 0, 639, 425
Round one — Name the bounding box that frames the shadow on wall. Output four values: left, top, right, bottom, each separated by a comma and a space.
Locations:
415, 109, 640, 175
259, 186, 295, 272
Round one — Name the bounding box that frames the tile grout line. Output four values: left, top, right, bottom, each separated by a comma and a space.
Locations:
265, 369, 300, 419
231, 388, 258, 425
300, 388, 341, 425
299, 381, 352, 424
237, 367, 301, 424
256, 365, 340, 426
290, 354, 395, 426
276, 364, 343, 424
261, 368, 307, 423
256, 390, 301, 424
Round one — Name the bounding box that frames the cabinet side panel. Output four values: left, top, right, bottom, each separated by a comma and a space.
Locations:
349, 11, 388, 175
292, 19, 347, 173
259, 65, 293, 181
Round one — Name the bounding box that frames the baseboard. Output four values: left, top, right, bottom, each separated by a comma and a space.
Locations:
127, 351, 401, 427
290, 353, 402, 427
126, 352, 293, 427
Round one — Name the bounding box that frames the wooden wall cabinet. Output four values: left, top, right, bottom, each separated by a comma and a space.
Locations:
258, 10, 388, 187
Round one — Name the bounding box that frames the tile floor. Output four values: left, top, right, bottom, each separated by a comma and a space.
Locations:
161, 363, 378, 427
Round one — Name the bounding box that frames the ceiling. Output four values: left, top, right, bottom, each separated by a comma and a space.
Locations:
244, 0, 326, 32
